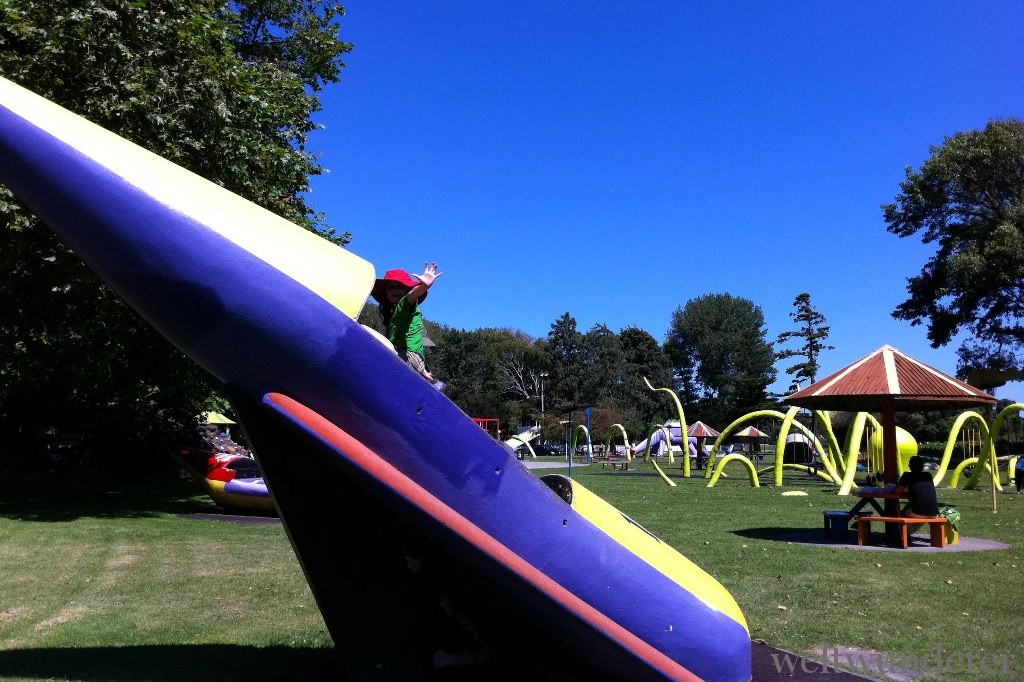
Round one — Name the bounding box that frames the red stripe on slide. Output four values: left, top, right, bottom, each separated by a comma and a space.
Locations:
265, 393, 699, 681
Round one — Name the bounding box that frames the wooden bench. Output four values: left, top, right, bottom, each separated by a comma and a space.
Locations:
594, 457, 629, 471
855, 516, 947, 549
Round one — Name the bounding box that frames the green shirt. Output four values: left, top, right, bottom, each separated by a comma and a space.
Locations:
387, 297, 423, 358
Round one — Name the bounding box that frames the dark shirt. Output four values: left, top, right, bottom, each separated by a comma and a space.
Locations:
898, 471, 939, 516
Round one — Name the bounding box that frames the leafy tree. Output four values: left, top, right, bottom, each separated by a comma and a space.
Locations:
775, 292, 834, 387
617, 326, 672, 437
428, 327, 546, 435
954, 340, 1021, 391
884, 119, 1024, 371
579, 323, 624, 407
664, 293, 777, 425
546, 312, 584, 410
490, 329, 548, 404
0, 1, 352, 466
429, 328, 492, 412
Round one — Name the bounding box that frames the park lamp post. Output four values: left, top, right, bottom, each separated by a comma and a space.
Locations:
560, 420, 570, 459
560, 419, 572, 478
539, 371, 548, 415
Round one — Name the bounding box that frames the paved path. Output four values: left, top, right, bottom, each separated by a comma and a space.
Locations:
752, 642, 881, 680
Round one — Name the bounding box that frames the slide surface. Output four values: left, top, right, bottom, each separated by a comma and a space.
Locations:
0, 77, 750, 681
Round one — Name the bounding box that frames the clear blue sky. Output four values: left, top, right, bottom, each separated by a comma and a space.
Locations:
309, 2, 1024, 396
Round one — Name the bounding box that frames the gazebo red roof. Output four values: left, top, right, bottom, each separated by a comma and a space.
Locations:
733, 426, 769, 438
687, 421, 720, 438
786, 345, 996, 411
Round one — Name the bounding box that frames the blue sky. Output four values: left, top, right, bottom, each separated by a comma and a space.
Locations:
309, 2, 1024, 396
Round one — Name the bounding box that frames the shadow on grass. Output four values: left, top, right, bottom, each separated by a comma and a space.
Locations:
0, 644, 345, 681
0, 644, 597, 681
0, 474, 217, 522
732, 526, 821, 542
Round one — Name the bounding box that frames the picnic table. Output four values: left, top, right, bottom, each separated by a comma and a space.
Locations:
844, 490, 947, 548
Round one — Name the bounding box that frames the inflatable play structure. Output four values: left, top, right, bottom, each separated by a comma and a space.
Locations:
172, 424, 275, 513
631, 422, 699, 459
0, 78, 750, 680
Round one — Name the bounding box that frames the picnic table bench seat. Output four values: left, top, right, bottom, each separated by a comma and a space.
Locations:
855, 515, 947, 549
592, 456, 629, 471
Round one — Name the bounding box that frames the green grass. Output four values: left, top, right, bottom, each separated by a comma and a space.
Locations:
0, 476, 337, 681
1, 465, 1022, 681
550, 460, 1024, 681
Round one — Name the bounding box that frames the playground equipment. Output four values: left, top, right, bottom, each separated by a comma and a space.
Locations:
603, 423, 632, 461
705, 407, 842, 488
172, 446, 274, 513
0, 77, 752, 680
866, 427, 918, 479
642, 378, 696, 478
505, 424, 541, 458
172, 423, 275, 513
953, 403, 1024, 492
472, 417, 501, 439
632, 422, 697, 461
569, 424, 594, 463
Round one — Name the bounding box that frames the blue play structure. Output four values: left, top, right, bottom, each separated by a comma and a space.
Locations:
0, 77, 751, 681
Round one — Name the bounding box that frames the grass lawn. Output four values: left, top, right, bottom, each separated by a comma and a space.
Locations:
0, 475, 338, 681
553, 459, 1024, 681
1, 462, 1021, 681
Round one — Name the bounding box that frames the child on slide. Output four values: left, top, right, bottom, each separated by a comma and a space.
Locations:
371, 262, 445, 391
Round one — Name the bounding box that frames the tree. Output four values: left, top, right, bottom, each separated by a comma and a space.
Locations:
775, 292, 834, 387
617, 326, 672, 436
664, 293, 777, 425
546, 313, 584, 409
884, 119, 1024, 371
0, 1, 352, 466
579, 323, 624, 407
427, 327, 547, 434
955, 340, 1021, 389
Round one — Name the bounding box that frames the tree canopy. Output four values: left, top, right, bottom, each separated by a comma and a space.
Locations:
884, 119, 1024, 373
0, 1, 352, 467
664, 293, 777, 425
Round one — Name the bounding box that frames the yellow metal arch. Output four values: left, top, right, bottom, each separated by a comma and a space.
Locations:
960, 404, 1023, 491
707, 408, 839, 487
707, 410, 785, 477
570, 425, 593, 464
651, 458, 678, 487
939, 411, 989, 487
604, 423, 632, 461
807, 410, 844, 485
836, 412, 880, 495
706, 454, 760, 487
774, 406, 833, 486
642, 378, 690, 476
948, 457, 996, 488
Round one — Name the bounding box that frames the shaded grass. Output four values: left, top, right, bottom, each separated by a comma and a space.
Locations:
1, 466, 1022, 681
0, 475, 333, 681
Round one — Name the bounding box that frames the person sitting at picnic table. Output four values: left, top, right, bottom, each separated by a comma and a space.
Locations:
896, 456, 939, 531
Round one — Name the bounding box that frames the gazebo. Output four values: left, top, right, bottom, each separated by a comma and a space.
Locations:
786, 345, 995, 491
732, 425, 769, 456
687, 421, 720, 466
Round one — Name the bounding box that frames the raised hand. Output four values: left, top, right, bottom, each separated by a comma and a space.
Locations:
412, 261, 442, 287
